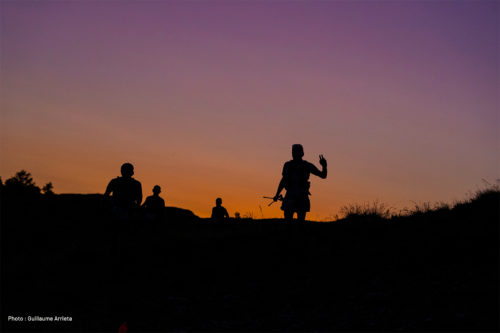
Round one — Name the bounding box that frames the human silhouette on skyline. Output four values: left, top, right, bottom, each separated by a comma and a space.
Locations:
273, 144, 327, 222
211, 197, 229, 223
103, 162, 143, 312
142, 185, 165, 220
104, 162, 142, 220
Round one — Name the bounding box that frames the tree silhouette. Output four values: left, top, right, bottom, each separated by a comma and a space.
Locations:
5, 170, 36, 187
4, 170, 41, 197
42, 182, 54, 195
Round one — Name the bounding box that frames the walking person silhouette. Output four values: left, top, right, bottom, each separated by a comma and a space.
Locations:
103, 162, 143, 326
273, 144, 327, 222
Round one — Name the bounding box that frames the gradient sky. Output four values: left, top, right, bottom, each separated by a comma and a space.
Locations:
1, 0, 498, 219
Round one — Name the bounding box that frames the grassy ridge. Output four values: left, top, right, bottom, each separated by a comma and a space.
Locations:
1, 189, 498, 332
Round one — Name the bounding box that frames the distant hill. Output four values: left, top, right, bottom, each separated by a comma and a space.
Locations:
55, 193, 199, 221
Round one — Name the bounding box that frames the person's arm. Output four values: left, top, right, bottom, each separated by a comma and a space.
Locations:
102, 179, 114, 208
273, 163, 287, 201
310, 155, 327, 179
136, 182, 143, 206
273, 178, 286, 201
224, 208, 229, 218
211, 207, 215, 219
104, 179, 114, 196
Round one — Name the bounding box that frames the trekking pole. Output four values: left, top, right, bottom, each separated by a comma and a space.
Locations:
263, 195, 283, 206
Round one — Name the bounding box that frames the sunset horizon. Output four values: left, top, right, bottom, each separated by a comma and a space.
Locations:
2, 1, 498, 220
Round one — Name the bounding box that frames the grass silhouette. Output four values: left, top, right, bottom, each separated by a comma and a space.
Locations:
339, 185, 499, 221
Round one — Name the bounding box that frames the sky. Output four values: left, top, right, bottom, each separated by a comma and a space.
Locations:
1, 0, 498, 220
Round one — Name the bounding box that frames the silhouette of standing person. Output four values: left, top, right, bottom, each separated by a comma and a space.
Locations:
142, 185, 165, 220
211, 198, 229, 223
103, 162, 143, 320
273, 144, 327, 222
104, 162, 142, 220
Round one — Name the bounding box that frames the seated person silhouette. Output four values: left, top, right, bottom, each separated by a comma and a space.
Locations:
104, 162, 142, 220
142, 185, 165, 220
211, 198, 229, 223
273, 144, 327, 222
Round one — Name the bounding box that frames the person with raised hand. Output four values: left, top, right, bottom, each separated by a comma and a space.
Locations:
273, 144, 327, 222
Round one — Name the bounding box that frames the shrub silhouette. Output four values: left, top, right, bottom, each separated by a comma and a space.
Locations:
339, 200, 393, 220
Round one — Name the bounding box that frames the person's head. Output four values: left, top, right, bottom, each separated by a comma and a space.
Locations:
216, 198, 222, 206
120, 163, 134, 178
153, 185, 161, 195
292, 144, 304, 160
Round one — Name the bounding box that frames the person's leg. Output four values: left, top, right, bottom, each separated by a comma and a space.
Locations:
284, 210, 294, 222
296, 211, 307, 235
296, 211, 306, 222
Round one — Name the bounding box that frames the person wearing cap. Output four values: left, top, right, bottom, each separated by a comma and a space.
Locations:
273, 144, 327, 222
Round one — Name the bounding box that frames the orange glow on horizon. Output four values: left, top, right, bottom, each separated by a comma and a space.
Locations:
1, 1, 497, 220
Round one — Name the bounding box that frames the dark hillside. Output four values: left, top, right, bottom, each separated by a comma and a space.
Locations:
1, 191, 498, 332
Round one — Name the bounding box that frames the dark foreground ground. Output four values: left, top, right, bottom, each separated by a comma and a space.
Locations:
1, 192, 498, 332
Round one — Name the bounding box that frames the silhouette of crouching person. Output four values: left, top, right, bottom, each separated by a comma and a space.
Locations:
211, 198, 229, 224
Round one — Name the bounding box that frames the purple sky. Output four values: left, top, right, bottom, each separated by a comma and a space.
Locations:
1, 0, 498, 219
